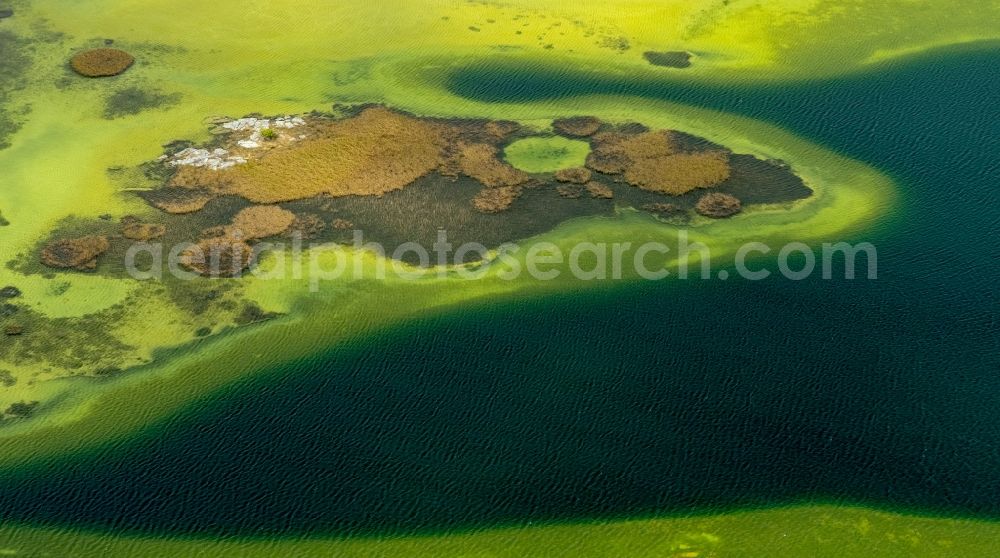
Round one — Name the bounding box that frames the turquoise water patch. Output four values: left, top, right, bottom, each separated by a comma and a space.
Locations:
504, 136, 589, 172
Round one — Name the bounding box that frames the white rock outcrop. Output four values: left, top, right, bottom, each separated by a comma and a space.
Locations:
168, 148, 247, 170
221, 116, 307, 149
166, 115, 309, 169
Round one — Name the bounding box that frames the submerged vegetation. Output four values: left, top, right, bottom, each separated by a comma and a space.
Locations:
0, 29, 31, 149
103, 87, 181, 119
642, 50, 693, 68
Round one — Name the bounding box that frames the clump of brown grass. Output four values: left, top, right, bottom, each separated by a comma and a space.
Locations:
457, 143, 530, 188
286, 214, 326, 239
172, 107, 453, 203
586, 131, 676, 174
70, 48, 134, 77
695, 192, 742, 218
200, 225, 229, 239
554, 167, 592, 184
483, 120, 520, 140
556, 185, 584, 199
586, 129, 731, 195
624, 151, 731, 195
585, 181, 614, 199
121, 217, 166, 241
229, 205, 296, 239
40, 236, 110, 270
144, 187, 214, 215
179, 237, 253, 277
552, 116, 602, 137
642, 202, 683, 215
168, 166, 233, 193
472, 186, 522, 213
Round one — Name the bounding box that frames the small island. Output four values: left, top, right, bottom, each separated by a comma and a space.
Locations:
32, 104, 810, 274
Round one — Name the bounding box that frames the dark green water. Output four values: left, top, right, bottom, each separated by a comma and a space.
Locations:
0, 46, 997, 537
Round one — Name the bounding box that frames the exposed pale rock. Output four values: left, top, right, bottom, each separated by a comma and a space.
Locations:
221, 116, 307, 150
168, 147, 246, 170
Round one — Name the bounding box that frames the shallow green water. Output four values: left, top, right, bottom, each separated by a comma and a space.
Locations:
0, 45, 996, 542
504, 135, 590, 172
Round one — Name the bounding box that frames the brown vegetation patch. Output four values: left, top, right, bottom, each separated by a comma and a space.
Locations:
642, 202, 684, 215
331, 218, 354, 230
229, 205, 296, 239
695, 192, 742, 218
199, 225, 228, 239
624, 151, 731, 195
472, 186, 522, 213
70, 48, 134, 77
484, 120, 521, 140
168, 166, 233, 193
584, 151, 628, 175
457, 143, 530, 188
585, 181, 614, 199
556, 185, 584, 199
40, 236, 110, 270
286, 213, 326, 239
179, 237, 253, 277
552, 116, 602, 137
173, 107, 453, 203
554, 167, 592, 184
121, 217, 166, 241
586, 130, 676, 175
142, 187, 213, 214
